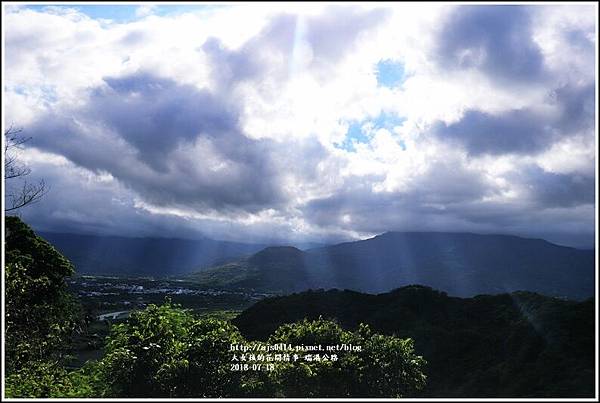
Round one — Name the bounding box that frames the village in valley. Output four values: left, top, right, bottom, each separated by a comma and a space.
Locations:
69, 275, 275, 322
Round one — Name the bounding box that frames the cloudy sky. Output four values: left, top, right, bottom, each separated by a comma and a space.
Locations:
3, 3, 597, 247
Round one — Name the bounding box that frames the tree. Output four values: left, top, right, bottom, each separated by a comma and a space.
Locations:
4, 125, 47, 211
265, 318, 427, 397
94, 301, 246, 398
4, 216, 84, 398
4, 217, 81, 373
4, 360, 101, 398
91, 306, 427, 398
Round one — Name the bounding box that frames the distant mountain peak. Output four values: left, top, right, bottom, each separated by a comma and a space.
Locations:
248, 246, 304, 265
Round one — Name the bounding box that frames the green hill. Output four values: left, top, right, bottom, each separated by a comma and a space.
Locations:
187, 246, 317, 292
232, 285, 595, 397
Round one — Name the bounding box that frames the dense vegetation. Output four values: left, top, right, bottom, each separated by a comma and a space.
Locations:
263, 318, 426, 397
5, 216, 83, 392
84, 303, 425, 398
6, 300, 427, 397
4, 218, 426, 398
4, 218, 594, 398
233, 286, 595, 397
189, 232, 594, 299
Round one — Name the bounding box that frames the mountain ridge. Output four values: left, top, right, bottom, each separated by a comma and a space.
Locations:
231, 285, 594, 397
38, 231, 269, 276
189, 231, 595, 299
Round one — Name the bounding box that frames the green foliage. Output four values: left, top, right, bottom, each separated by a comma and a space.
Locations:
4, 360, 102, 398
261, 318, 426, 397
357, 327, 427, 397
88, 304, 425, 398
233, 286, 595, 397
5, 216, 74, 280
93, 301, 245, 397
5, 216, 82, 374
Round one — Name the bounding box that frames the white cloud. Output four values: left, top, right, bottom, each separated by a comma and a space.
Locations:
3, 4, 596, 246
135, 4, 157, 18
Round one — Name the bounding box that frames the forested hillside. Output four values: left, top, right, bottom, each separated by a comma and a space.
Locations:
233, 286, 595, 397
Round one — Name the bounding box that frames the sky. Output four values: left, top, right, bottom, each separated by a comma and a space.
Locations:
2, 3, 597, 247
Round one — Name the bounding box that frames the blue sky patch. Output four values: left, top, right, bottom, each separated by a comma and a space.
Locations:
24, 4, 222, 23
375, 59, 406, 88
336, 112, 407, 152
343, 121, 371, 149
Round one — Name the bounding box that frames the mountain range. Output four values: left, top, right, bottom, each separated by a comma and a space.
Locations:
39, 232, 268, 276
39, 230, 595, 299
188, 232, 595, 299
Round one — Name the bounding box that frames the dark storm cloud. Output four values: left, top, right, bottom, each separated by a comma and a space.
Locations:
14, 153, 335, 246
441, 200, 594, 248
303, 187, 490, 236
433, 109, 554, 156
409, 159, 499, 204
552, 83, 595, 133
433, 82, 595, 156
436, 5, 544, 82
302, 159, 496, 231
12, 161, 214, 240
201, 37, 264, 88
89, 73, 239, 170
300, 168, 594, 248
28, 117, 131, 175
28, 72, 286, 212
511, 165, 595, 208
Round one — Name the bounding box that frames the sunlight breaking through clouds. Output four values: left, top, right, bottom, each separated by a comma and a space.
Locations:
3, 3, 596, 247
